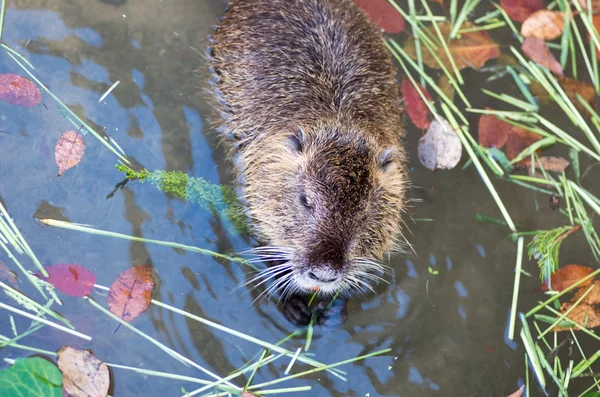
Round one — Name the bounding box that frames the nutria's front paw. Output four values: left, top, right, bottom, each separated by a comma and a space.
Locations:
282, 296, 347, 328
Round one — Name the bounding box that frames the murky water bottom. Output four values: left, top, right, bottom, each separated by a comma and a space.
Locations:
0, 1, 596, 396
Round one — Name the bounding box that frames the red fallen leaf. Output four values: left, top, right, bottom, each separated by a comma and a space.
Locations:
0, 260, 18, 288
0, 74, 42, 107
404, 22, 500, 70
508, 385, 525, 397
534, 264, 594, 293
42, 264, 96, 297
354, 0, 405, 34
521, 11, 567, 41
516, 156, 570, 173
401, 79, 433, 129
522, 37, 563, 75
505, 127, 543, 160
108, 265, 154, 322
477, 111, 511, 149
501, 0, 546, 23
57, 346, 110, 397
55, 130, 85, 176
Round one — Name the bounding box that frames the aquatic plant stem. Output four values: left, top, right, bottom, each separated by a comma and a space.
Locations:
39, 218, 250, 267
508, 237, 524, 341
0, 301, 91, 340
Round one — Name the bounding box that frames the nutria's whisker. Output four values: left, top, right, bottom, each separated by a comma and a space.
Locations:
244, 265, 292, 288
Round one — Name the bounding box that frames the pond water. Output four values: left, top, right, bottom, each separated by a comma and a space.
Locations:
0, 1, 597, 396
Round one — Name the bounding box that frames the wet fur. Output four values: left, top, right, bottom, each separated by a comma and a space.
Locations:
208, 0, 408, 297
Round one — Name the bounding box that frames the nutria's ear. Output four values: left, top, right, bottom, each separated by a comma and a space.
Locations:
287, 128, 306, 153
378, 147, 399, 170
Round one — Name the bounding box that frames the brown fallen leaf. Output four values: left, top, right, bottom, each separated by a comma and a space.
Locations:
0, 260, 18, 288
522, 36, 564, 75
554, 302, 600, 331
501, 0, 546, 23
478, 111, 511, 149
591, 15, 600, 60
572, 280, 600, 305
0, 74, 42, 107
521, 11, 567, 41
505, 127, 543, 160
418, 117, 462, 170
401, 79, 433, 129
534, 264, 594, 293
578, 0, 600, 13
549, 194, 560, 210
437, 74, 455, 103
108, 265, 154, 322
404, 22, 500, 70
507, 385, 525, 397
57, 346, 110, 397
516, 156, 570, 173
55, 130, 85, 176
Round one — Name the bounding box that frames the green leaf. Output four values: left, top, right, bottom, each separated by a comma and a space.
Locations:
0, 357, 63, 397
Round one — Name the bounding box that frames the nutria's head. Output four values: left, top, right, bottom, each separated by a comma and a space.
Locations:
243, 119, 407, 296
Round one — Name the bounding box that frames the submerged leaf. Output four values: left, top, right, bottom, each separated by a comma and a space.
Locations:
501, 0, 546, 23
590, 15, 600, 60
0, 260, 18, 288
0, 74, 42, 107
42, 264, 96, 297
108, 265, 154, 322
401, 79, 433, 129
0, 357, 63, 397
57, 346, 110, 397
534, 264, 594, 293
404, 22, 500, 70
578, 0, 600, 13
55, 130, 85, 176
521, 36, 563, 75
516, 156, 570, 173
530, 76, 596, 116
505, 127, 542, 160
418, 117, 462, 170
354, 0, 405, 33
478, 112, 511, 149
521, 11, 567, 41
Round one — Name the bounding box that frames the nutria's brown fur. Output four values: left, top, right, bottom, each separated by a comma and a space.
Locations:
209, 0, 408, 295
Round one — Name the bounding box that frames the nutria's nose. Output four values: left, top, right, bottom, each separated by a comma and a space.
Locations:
308, 269, 338, 283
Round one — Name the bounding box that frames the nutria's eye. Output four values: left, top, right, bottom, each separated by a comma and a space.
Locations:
378, 147, 398, 170
300, 194, 312, 209
288, 129, 306, 153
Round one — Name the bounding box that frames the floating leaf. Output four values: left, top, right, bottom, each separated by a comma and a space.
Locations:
404, 22, 500, 70
55, 130, 85, 176
108, 265, 154, 322
42, 264, 96, 297
401, 79, 432, 129
534, 264, 594, 293
478, 111, 511, 149
0, 74, 42, 107
508, 385, 525, 397
418, 117, 462, 170
501, 0, 546, 23
521, 11, 567, 41
354, 0, 405, 33
554, 302, 600, 331
516, 156, 570, 173
57, 346, 110, 397
0, 260, 18, 288
505, 127, 543, 160
0, 357, 63, 397
522, 37, 563, 75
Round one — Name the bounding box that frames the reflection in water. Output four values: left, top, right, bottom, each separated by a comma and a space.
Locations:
0, 1, 574, 396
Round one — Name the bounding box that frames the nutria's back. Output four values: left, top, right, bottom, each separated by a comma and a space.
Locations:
210, 0, 408, 295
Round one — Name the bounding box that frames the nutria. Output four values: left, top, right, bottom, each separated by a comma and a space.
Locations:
208, 0, 408, 322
